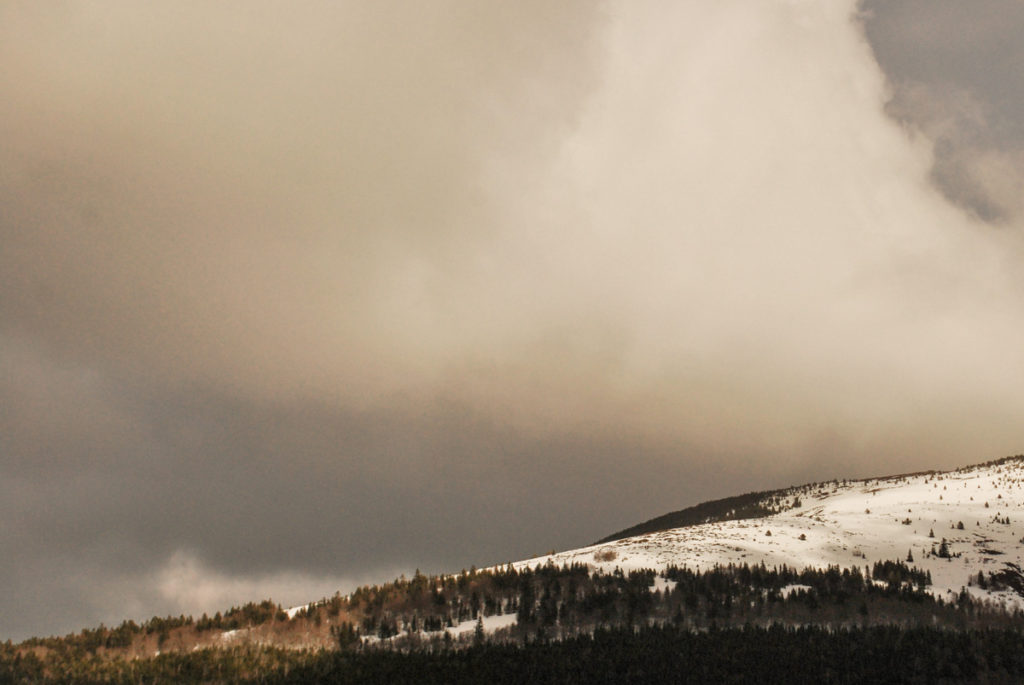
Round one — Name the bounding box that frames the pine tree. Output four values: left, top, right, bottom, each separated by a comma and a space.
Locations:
906, 549, 914, 563
334, 622, 358, 649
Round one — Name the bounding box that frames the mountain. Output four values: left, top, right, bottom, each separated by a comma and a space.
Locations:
9, 455, 1024, 682
518, 454, 1024, 607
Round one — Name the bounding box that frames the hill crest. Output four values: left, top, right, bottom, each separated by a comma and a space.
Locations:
522, 454, 1024, 611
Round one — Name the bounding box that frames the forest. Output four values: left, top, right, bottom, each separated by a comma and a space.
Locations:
5, 559, 1024, 682
6, 625, 1024, 683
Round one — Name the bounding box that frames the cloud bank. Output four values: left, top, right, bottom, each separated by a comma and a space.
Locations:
1, 0, 1022, 639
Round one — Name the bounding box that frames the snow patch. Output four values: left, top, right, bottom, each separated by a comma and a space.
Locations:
448, 613, 518, 637
652, 576, 677, 594
285, 604, 309, 619
779, 584, 813, 598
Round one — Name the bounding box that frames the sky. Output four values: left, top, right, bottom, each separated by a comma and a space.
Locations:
2, 0, 1023, 641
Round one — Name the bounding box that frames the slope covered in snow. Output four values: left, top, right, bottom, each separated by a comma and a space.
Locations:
514, 456, 1024, 608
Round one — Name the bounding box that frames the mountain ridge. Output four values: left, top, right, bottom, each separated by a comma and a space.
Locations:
593, 464, 1009, 545
593, 457, 1024, 545
522, 454, 1024, 613
9, 453, 1024, 679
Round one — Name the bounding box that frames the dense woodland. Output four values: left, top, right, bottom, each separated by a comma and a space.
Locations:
6, 625, 1024, 683
5, 559, 1024, 682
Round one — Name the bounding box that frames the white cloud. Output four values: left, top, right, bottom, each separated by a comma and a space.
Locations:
4, 0, 1024, 641
437, 0, 1024, 465
149, 551, 398, 617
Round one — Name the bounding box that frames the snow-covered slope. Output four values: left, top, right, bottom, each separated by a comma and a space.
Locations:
168, 456, 1024, 652
513, 456, 1024, 608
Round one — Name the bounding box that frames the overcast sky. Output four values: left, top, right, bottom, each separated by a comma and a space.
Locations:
2, 0, 1023, 641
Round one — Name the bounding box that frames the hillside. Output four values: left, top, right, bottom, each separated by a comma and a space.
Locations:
594, 487, 802, 544
7, 455, 1024, 682
526, 455, 1024, 609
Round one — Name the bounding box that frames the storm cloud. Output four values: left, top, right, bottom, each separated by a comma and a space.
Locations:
2, 1, 1023, 640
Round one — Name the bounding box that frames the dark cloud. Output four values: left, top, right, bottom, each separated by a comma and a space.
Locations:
2, 1, 1024, 641
863, 0, 1024, 125
862, 0, 1024, 221
1, 336, 765, 638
